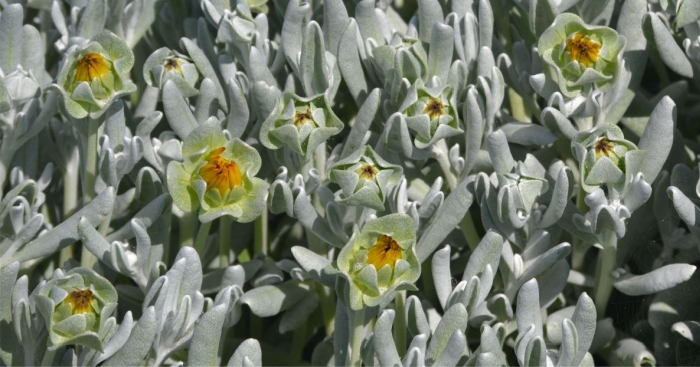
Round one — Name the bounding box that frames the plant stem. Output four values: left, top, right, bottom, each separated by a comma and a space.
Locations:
254, 209, 268, 256
459, 212, 481, 251
291, 319, 308, 362
593, 230, 617, 319
162, 202, 173, 265
219, 216, 231, 268
178, 209, 196, 248
80, 118, 99, 268
572, 184, 590, 271
508, 87, 530, 122
59, 144, 80, 265
393, 290, 407, 357
348, 307, 365, 367
194, 220, 213, 257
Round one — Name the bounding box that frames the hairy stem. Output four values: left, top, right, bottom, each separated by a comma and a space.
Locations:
59, 144, 80, 264
80, 119, 99, 268
594, 230, 617, 319
393, 290, 407, 357
348, 307, 365, 367
254, 209, 268, 256
220, 216, 232, 268
194, 220, 213, 257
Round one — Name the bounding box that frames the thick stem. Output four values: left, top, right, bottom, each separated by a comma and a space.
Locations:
194, 220, 213, 257
80, 119, 99, 268
572, 185, 590, 271
178, 209, 196, 248
59, 144, 80, 265
219, 216, 231, 268
508, 87, 530, 122
594, 230, 617, 319
291, 319, 308, 362
459, 212, 481, 252
162, 202, 173, 265
348, 307, 365, 367
254, 209, 268, 256
393, 290, 407, 357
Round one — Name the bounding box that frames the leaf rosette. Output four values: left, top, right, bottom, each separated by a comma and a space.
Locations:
50, 31, 136, 119
329, 146, 403, 211
337, 214, 420, 310
538, 13, 626, 98
572, 125, 640, 193
143, 47, 199, 97
167, 120, 269, 223
34, 267, 118, 351
260, 93, 344, 161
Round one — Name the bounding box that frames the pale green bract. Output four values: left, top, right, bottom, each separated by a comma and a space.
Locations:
337, 214, 420, 310
50, 31, 136, 119
34, 267, 118, 352
2, 1, 700, 366
537, 13, 626, 98
167, 119, 269, 223
329, 145, 403, 211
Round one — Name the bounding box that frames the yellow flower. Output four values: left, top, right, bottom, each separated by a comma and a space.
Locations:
356, 163, 378, 180
199, 147, 243, 195
423, 97, 445, 120
337, 214, 420, 310
366, 235, 403, 270
565, 33, 601, 67
63, 289, 95, 315
73, 52, 111, 85
167, 120, 269, 223
293, 107, 314, 127
164, 57, 182, 72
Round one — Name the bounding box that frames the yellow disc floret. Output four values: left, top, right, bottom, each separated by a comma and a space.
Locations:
73, 53, 111, 84
164, 58, 182, 72
63, 289, 95, 315
565, 33, 601, 67
356, 163, 378, 180
199, 147, 243, 195
294, 108, 314, 127
594, 137, 615, 159
423, 98, 445, 120
366, 235, 403, 270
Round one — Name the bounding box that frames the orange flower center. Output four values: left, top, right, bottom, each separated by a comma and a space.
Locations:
164, 58, 182, 72
565, 33, 601, 67
366, 235, 402, 270
594, 138, 615, 159
423, 98, 445, 120
356, 163, 377, 180
199, 147, 243, 195
64, 289, 95, 315
73, 53, 110, 84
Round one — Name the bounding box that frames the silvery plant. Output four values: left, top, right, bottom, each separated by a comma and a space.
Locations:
2, 0, 700, 366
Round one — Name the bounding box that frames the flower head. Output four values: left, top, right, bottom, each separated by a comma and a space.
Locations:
337, 214, 420, 310
73, 53, 111, 84
572, 125, 639, 193
537, 13, 626, 97
34, 267, 118, 351
329, 146, 404, 210
143, 47, 199, 97
167, 119, 270, 223
402, 81, 462, 149
260, 93, 344, 161
51, 31, 136, 119
63, 289, 96, 315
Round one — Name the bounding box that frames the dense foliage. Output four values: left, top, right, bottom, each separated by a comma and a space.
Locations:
0, 0, 699, 366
